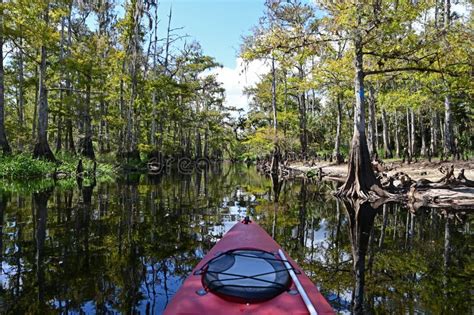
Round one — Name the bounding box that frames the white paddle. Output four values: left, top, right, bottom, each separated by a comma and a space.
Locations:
278, 249, 317, 315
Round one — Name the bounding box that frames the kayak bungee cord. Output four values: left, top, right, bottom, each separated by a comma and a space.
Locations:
278, 249, 318, 315
194, 250, 300, 277
205, 268, 291, 289
194, 249, 299, 302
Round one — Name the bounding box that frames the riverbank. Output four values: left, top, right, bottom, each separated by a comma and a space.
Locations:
278, 159, 474, 210
0, 154, 116, 192
286, 159, 474, 182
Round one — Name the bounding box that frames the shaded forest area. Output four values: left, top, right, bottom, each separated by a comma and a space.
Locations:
0, 0, 472, 199
0, 0, 233, 168
240, 0, 472, 199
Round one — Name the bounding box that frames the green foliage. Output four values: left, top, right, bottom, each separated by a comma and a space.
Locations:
0, 153, 116, 186
0, 154, 55, 179
237, 0, 473, 160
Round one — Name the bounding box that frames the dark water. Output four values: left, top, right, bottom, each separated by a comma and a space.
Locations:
0, 164, 472, 314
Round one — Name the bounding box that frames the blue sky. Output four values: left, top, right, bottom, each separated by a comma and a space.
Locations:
84, 0, 269, 112
156, 0, 265, 68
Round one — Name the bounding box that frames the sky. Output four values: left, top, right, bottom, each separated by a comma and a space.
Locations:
156, 0, 269, 113
157, 0, 265, 68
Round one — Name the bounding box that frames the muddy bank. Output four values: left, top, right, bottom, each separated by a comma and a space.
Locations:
273, 159, 474, 210
285, 160, 474, 182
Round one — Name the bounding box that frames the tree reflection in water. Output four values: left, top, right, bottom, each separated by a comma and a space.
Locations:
0, 165, 471, 314
342, 199, 376, 315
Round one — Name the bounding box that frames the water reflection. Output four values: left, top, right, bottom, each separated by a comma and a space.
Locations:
342, 199, 376, 314
0, 165, 471, 314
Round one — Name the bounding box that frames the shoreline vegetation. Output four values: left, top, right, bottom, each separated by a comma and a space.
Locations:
0, 1, 472, 209
0, 153, 116, 193
256, 156, 474, 210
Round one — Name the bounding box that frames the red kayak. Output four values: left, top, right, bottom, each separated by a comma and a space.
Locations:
165, 218, 334, 314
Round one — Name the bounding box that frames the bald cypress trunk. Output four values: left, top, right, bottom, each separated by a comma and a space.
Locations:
410, 108, 416, 159
333, 94, 343, 164
444, 95, 454, 156
420, 110, 427, 157
78, 74, 95, 159
270, 57, 279, 177
394, 111, 400, 158
443, 0, 455, 157
338, 28, 380, 199
17, 37, 25, 152
0, 0, 11, 155
120, 0, 141, 162
65, 2, 75, 155
430, 111, 438, 156
381, 108, 392, 158
33, 3, 55, 161
98, 0, 111, 154
367, 86, 376, 159
297, 66, 307, 159
56, 16, 66, 153
406, 108, 412, 159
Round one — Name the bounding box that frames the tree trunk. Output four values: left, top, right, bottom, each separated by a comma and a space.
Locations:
439, 115, 444, 156
124, 1, 141, 162
66, 118, 75, 154
443, 95, 454, 156
410, 108, 416, 158
0, 0, 11, 155
406, 108, 412, 158
443, 0, 455, 157
394, 111, 400, 158
32, 66, 38, 143
79, 74, 95, 159
444, 0, 451, 28
297, 66, 307, 159
367, 86, 376, 159
338, 31, 380, 199
33, 3, 55, 161
164, 7, 173, 75
56, 16, 66, 153
204, 127, 209, 159
381, 108, 392, 158
333, 94, 343, 164
150, 92, 157, 148
98, 99, 108, 153
270, 57, 279, 176
375, 108, 380, 155
65, 2, 75, 155
17, 38, 25, 152
97, 1, 110, 154
56, 107, 62, 152
195, 130, 202, 158
118, 61, 126, 157
430, 111, 438, 156
420, 110, 427, 157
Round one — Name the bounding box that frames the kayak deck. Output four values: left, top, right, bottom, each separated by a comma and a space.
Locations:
165, 221, 334, 314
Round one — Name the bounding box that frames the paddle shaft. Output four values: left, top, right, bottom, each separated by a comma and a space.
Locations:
278, 249, 317, 315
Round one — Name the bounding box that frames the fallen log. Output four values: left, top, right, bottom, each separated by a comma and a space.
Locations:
408, 186, 474, 210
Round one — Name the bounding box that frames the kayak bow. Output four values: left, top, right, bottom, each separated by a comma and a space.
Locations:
165, 219, 334, 315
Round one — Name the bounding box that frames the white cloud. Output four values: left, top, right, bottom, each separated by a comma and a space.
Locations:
452, 1, 473, 21
210, 58, 269, 115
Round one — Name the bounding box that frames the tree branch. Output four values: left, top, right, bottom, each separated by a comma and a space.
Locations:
48, 87, 105, 95
365, 67, 446, 76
